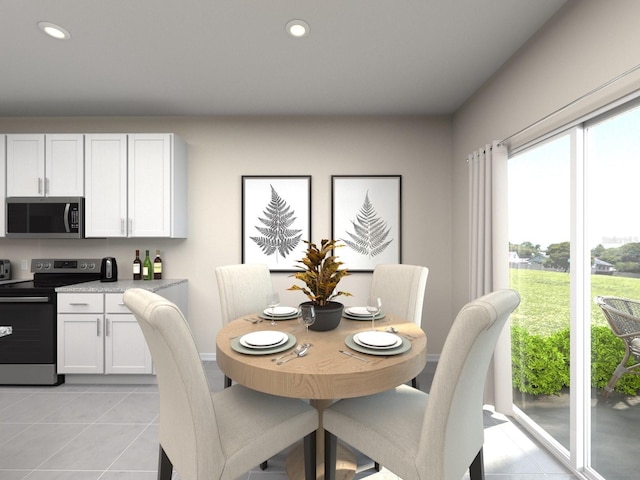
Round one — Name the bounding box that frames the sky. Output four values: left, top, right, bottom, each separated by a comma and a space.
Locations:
508, 104, 640, 251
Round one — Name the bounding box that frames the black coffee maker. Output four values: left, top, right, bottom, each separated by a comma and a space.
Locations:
100, 257, 118, 282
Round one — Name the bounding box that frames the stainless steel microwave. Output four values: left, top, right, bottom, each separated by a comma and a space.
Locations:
6, 197, 84, 238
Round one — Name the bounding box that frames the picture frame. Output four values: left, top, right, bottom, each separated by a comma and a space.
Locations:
331, 175, 402, 272
242, 176, 311, 272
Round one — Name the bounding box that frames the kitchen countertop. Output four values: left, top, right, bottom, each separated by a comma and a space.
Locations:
56, 278, 187, 293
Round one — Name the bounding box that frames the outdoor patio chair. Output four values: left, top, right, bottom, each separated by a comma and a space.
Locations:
594, 296, 640, 397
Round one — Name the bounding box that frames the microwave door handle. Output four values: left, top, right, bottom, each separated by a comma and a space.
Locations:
64, 203, 71, 233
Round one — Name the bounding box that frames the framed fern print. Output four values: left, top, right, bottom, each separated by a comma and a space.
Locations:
332, 175, 401, 272
242, 176, 311, 272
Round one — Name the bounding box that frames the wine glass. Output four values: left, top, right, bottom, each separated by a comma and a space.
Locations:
266, 292, 280, 325
366, 296, 382, 331
299, 304, 316, 347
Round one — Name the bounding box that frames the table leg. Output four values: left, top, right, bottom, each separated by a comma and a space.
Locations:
285, 399, 357, 480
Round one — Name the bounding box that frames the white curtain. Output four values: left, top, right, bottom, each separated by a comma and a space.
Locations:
468, 140, 512, 413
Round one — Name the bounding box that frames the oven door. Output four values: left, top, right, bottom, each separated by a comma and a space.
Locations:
0, 295, 55, 364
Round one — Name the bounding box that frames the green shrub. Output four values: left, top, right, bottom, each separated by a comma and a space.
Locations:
512, 326, 569, 395
591, 326, 640, 395
513, 325, 640, 396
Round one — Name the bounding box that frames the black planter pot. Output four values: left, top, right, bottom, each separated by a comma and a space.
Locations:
303, 301, 344, 331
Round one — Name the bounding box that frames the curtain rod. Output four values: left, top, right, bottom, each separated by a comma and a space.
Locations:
499, 63, 640, 146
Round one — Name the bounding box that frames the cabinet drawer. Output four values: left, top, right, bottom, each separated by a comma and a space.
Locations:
57, 293, 103, 313
105, 293, 131, 313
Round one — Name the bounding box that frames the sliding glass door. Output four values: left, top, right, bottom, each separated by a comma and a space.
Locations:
507, 101, 640, 479
509, 133, 572, 453
585, 105, 640, 479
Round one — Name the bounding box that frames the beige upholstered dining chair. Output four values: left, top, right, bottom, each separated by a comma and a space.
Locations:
123, 288, 318, 480
370, 263, 429, 325
215, 263, 273, 388
323, 289, 520, 480
370, 263, 429, 388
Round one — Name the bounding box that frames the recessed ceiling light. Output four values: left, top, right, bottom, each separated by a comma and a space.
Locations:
38, 21, 71, 40
286, 19, 309, 38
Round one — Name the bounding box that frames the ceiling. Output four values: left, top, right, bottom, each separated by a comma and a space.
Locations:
1, 0, 567, 117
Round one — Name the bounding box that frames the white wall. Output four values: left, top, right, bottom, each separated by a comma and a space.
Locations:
0, 116, 453, 355
452, 0, 640, 314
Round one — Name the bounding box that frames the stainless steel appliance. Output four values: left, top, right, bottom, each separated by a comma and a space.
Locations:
0, 260, 10, 280
6, 197, 84, 238
0, 258, 101, 385
100, 257, 118, 282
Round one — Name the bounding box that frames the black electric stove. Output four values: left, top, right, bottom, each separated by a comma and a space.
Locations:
0, 258, 102, 385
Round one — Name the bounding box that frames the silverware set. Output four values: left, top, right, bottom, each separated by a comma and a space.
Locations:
274, 345, 309, 365
339, 349, 369, 363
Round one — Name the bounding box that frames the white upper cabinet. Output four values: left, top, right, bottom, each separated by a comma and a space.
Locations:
6, 134, 45, 197
85, 134, 128, 237
6, 134, 84, 197
127, 134, 188, 238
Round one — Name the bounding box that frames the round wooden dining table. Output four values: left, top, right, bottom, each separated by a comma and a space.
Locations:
216, 312, 427, 480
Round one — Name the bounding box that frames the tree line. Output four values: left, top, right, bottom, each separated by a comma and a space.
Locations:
510, 241, 640, 273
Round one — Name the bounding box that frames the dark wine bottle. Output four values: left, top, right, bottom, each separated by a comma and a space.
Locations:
143, 250, 152, 281
133, 249, 142, 280
153, 249, 163, 280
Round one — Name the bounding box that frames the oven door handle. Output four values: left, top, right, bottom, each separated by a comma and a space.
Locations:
0, 296, 50, 303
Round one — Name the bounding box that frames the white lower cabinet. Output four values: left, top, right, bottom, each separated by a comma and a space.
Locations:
57, 292, 152, 374
104, 293, 152, 374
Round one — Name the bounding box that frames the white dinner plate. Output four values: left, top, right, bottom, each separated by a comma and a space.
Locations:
354, 331, 400, 348
344, 312, 385, 321
345, 306, 372, 317
240, 331, 288, 349
344, 334, 411, 356
263, 306, 299, 317
232, 334, 297, 356
354, 333, 402, 350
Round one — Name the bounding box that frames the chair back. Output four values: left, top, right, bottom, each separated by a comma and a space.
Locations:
215, 264, 273, 324
370, 264, 429, 325
124, 288, 224, 480
595, 296, 640, 336
418, 289, 520, 480
595, 296, 640, 357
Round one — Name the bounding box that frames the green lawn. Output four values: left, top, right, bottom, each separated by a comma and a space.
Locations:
510, 269, 640, 335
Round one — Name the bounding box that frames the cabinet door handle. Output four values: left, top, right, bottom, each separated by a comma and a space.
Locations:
69, 302, 89, 306
38, 178, 43, 194
121, 219, 125, 235
97, 318, 101, 336
45, 178, 50, 195
106, 318, 110, 336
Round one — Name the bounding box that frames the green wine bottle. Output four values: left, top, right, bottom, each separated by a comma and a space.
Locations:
143, 250, 153, 280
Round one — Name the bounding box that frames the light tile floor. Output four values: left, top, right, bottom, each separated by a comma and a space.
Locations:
0, 362, 579, 480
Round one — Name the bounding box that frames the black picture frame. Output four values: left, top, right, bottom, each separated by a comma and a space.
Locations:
331, 175, 402, 272
242, 175, 311, 272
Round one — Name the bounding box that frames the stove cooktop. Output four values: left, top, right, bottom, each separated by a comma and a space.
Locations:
0, 258, 103, 294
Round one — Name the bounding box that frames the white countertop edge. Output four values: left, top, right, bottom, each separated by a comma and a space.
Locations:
56, 278, 188, 293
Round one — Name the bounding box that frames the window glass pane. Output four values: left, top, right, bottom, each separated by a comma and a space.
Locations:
587, 105, 640, 478
509, 134, 571, 451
